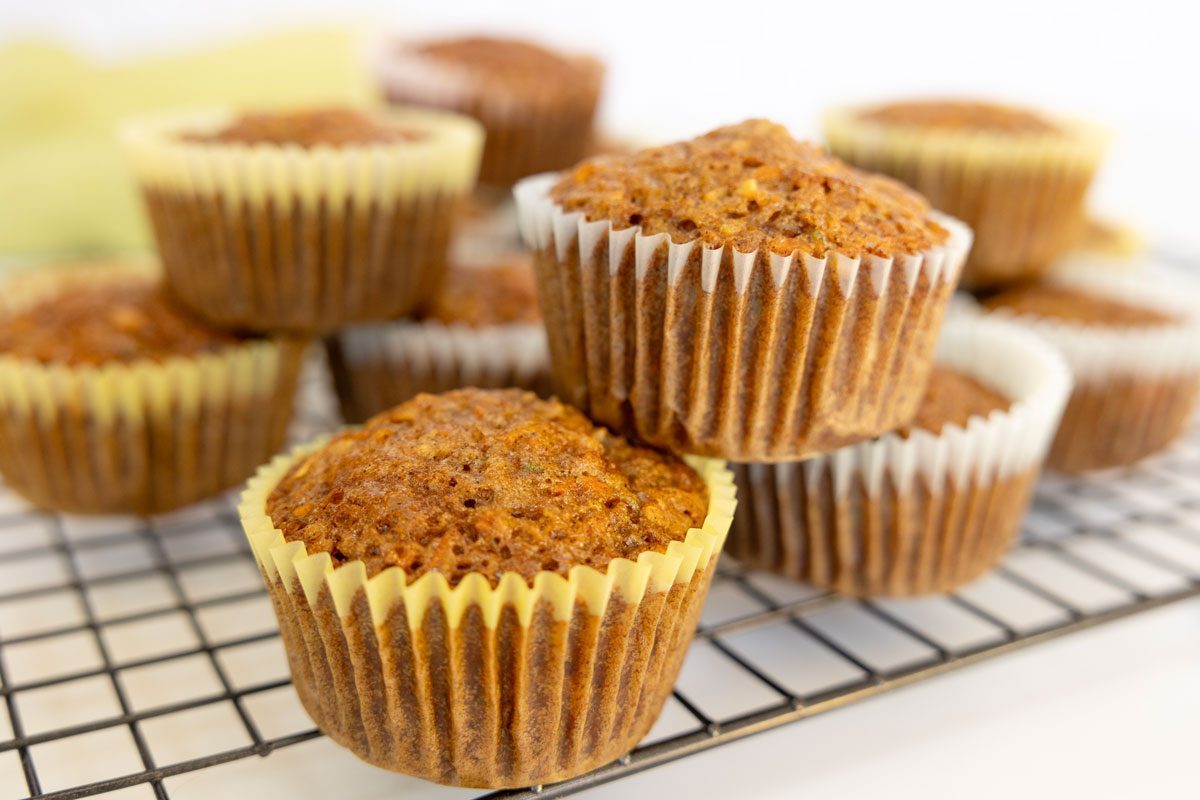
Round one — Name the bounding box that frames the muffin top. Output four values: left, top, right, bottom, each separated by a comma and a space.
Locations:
900, 366, 1011, 436
859, 100, 1059, 135
550, 120, 949, 259
183, 108, 426, 147
983, 283, 1178, 327
267, 389, 709, 585
409, 36, 601, 93
0, 277, 245, 366
425, 257, 540, 327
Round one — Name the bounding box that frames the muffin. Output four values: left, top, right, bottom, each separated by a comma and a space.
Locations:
515, 119, 972, 461
240, 388, 735, 788
326, 255, 551, 423
983, 270, 1200, 472
374, 36, 604, 187
122, 106, 483, 333
0, 262, 305, 514
728, 315, 1071, 596
825, 99, 1108, 288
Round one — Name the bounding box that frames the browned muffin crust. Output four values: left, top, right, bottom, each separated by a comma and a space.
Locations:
860, 100, 1059, 135
267, 388, 709, 585
0, 278, 246, 366
183, 108, 426, 147
982, 283, 1178, 327
425, 257, 540, 327
899, 366, 1011, 436
551, 119, 949, 259
413, 37, 601, 93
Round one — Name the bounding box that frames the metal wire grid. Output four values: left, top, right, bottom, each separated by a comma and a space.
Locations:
0, 367, 1196, 800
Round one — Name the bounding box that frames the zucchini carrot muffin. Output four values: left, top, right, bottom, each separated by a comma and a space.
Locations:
326, 255, 551, 423
983, 271, 1200, 472
0, 262, 304, 514
515, 119, 972, 461
240, 388, 735, 788
825, 99, 1108, 288
122, 106, 483, 333
728, 315, 1071, 596
374, 36, 604, 187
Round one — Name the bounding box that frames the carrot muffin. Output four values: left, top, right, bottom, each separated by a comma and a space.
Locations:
240, 388, 735, 787
826, 99, 1108, 288
121, 106, 483, 334
0, 263, 304, 514
515, 119, 972, 461
984, 272, 1200, 471
325, 255, 550, 423
375, 36, 603, 187
728, 315, 1071, 596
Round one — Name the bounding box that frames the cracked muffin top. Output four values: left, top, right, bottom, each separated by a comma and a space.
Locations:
182, 108, 426, 147
550, 119, 949, 259
858, 100, 1060, 135
266, 388, 710, 586
0, 276, 246, 366
409, 37, 602, 94
899, 366, 1011, 436
983, 283, 1179, 327
425, 256, 540, 327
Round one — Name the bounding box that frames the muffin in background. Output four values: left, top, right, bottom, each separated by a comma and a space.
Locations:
826, 99, 1107, 289
0, 262, 305, 514
515, 119, 972, 462
122, 106, 482, 334
728, 315, 1071, 596
325, 254, 550, 423
375, 36, 603, 187
240, 388, 735, 788
984, 269, 1200, 472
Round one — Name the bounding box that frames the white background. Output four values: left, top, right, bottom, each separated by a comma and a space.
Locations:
1, 2, 1198, 799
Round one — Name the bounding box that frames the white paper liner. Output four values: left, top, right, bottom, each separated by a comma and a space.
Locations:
985, 267, 1200, 384
327, 320, 551, 422
514, 172, 973, 460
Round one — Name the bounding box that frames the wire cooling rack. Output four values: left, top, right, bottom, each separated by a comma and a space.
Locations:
0, 361, 1198, 800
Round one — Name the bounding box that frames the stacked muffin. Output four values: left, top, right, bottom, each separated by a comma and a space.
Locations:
516, 118, 1072, 597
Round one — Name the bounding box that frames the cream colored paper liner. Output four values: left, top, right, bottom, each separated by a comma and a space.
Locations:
121, 107, 484, 333
986, 267, 1200, 471
514, 173, 972, 462
0, 263, 305, 514
326, 320, 551, 423
825, 107, 1108, 289
372, 40, 603, 187
729, 315, 1072, 596
240, 438, 735, 788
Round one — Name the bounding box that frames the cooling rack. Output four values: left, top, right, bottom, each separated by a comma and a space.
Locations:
0, 361, 1197, 800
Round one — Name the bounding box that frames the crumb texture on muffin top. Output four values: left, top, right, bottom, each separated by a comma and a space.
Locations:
182, 108, 427, 147
859, 100, 1059, 135
983, 283, 1179, 327
0, 278, 245, 366
267, 388, 709, 585
425, 257, 540, 327
411, 37, 600, 91
899, 366, 1011, 436
550, 119, 948, 259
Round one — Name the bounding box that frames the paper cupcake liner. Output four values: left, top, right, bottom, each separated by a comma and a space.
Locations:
325, 321, 552, 424
373, 43, 602, 187
240, 437, 735, 788
727, 315, 1072, 596
986, 268, 1200, 471
0, 263, 306, 514
825, 108, 1108, 289
513, 173, 972, 462
121, 107, 484, 334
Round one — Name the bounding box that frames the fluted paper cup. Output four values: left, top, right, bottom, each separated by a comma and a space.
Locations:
728, 314, 1071, 596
